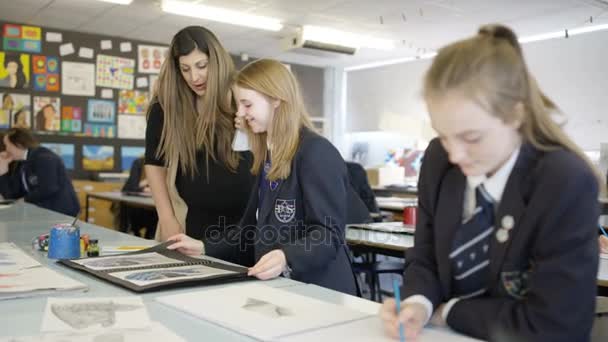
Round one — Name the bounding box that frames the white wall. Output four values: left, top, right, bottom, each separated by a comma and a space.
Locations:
343, 29, 608, 165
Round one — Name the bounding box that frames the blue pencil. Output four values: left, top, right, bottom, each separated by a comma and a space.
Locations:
393, 279, 405, 342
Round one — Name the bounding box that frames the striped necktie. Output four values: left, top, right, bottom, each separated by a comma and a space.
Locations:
450, 184, 495, 298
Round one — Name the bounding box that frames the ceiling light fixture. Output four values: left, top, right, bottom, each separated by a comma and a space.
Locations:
94, 0, 133, 4
302, 25, 394, 50
161, 0, 283, 31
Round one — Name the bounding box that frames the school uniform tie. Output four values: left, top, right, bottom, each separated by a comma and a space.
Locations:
450, 184, 495, 298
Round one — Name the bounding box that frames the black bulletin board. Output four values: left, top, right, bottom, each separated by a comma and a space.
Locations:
0, 20, 325, 180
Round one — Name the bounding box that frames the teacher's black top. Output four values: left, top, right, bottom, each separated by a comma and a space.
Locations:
144, 102, 254, 260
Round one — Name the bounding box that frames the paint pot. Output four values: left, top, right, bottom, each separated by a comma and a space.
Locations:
48, 223, 80, 259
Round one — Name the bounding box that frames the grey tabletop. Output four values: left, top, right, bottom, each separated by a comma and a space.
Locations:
87, 191, 155, 208
0, 203, 312, 341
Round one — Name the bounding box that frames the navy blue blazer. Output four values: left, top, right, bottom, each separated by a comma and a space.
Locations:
0, 146, 80, 216
234, 128, 357, 295
403, 138, 599, 341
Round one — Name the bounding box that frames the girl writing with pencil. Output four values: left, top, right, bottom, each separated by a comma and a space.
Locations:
380, 24, 603, 341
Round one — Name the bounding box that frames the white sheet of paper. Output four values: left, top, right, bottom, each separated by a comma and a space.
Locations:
42, 297, 150, 332
0, 322, 185, 342
62, 62, 96, 96
279, 316, 482, 342
136, 77, 148, 88
0, 267, 87, 300
156, 283, 371, 340
0, 242, 41, 272
100, 40, 112, 50
120, 42, 132, 52
118, 115, 146, 139
45, 32, 62, 43
59, 43, 75, 56
78, 47, 94, 59
101, 89, 113, 99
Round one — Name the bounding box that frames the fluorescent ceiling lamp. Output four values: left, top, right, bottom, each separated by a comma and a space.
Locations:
518, 30, 565, 44
302, 25, 394, 50
162, 0, 283, 31
94, 0, 133, 4
345, 56, 417, 71
569, 23, 608, 36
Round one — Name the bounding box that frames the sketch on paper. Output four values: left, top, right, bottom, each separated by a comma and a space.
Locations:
241, 298, 293, 318
0, 52, 30, 89
71, 252, 180, 271
118, 90, 148, 114
96, 54, 135, 90
32, 56, 59, 92
61, 62, 95, 96
118, 114, 146, 140
51, 301, 141, 329
42, 297, 150, 332
112, 265, 235, 286
138, 45, 168, 74
33, 96, 60, 132
3, 24, 41, 53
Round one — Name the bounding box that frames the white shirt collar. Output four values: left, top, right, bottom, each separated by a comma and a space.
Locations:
467, 146, 520, 204
23, 149, 29, 161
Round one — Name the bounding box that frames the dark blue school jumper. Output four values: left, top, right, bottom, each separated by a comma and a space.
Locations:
233, 127, 357, 295
403, 138, 599, 341
0, 146, 79, 216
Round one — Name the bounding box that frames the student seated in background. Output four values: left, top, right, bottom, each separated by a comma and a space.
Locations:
120, 156, 158, 239
380, 24, 602, 341
167, 59, 358, 295
346, 161, 380, 216
0, 128, 79, 216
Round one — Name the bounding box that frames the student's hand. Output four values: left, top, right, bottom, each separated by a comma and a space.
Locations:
159, 216, 183, 241
430, 303, 447, 327
248, 249, 287, 280
166, 233, 204, 256
380, 299, 428, 340
0, 151, 13, 176
600, 235, 608, 254
234, 116, 246, 130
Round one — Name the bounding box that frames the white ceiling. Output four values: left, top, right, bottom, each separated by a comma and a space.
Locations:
0, 0, 607, 68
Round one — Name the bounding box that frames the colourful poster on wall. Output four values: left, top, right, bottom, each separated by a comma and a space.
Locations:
41, 143, 75, 170
118, 90, 148, 114
83, 145, 114, 171
0, 52, 30, 89
61, 106, 82, 133
96, 54, 134, 90
87, 99, 115, 123
84, 123, 116, 138
32, 55, 60, 92
33, 96, 60, 132
121, 146, 145, 171
2, 24, 41, 53
0, 93, 30, 129
138, 45, 168, 74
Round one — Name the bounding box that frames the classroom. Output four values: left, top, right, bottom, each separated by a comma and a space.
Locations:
1, 0, 608, 341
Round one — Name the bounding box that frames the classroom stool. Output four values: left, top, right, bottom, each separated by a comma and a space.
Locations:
352, 256, 405, 302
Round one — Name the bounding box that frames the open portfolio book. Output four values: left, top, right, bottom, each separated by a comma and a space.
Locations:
59, 242, 250, 292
